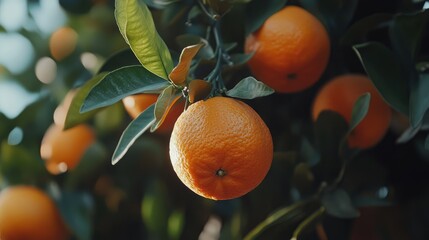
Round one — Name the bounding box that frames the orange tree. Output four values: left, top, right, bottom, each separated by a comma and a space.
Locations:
1, 0, 429, 239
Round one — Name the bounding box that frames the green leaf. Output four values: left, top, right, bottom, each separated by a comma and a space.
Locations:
65, 142, 108, 189
245, 0, 287, 35
168, 209, 185, 240
144, 0, 178, 9
322, 189, 359, 219
81, 66, 169, 113
341, 13, 392, 46
243, 198, 320, 240
64, 73, 108, 129
112, 104, 156, 165
396, 124, 421, 144
389, 10, 429, 66
314, 111, 348, 183
0, 113, 12, 141
301, 0, 358, 35
56, 191, 94, 240
0, 142, 46, 185
97, 48, 140, 73
226, 77, 274, 99
349, 93, 371, 131
115, 0, 174, 79
228, 52, 254, 66
410, 74, 429, 127
142, 179, 171, 237
353, 42, 409, 115
151, 85, 181, 132
300, 138, 320, 167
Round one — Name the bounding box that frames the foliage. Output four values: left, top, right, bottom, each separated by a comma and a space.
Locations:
1, 0, 429, 239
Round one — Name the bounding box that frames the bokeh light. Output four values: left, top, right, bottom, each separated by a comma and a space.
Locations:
7, 127, 24, 145
0, 0, 27, 31
0, 33, 35, 74
35, 57, 57, 84
0, 79, 39, 119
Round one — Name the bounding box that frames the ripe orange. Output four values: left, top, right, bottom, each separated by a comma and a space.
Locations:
312, 74, 392, 149
41, 124, 95, 174
245, 6, 330, 93
49, 27, 78, 61
122, 94, 185, 134
0, 186, 69, 240
169, 97, 273, 200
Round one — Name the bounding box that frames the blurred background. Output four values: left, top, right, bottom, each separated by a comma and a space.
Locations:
1, 0, 429, 239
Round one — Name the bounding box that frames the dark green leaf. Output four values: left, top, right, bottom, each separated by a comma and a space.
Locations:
0, 142, 46, 185
168, 209, 185, 240
81, 66, 169, 113
224, 42, 238, 52
301, 0, 358, 35
353, 42, 409, 115
56, 191, 94, 240
94, 103, 125, 133
226, 77, 274, 99
144, 0, 178, 9
228, 52, 254, 66
112, 104, 156, 165
300, 138, 320, 166
410, 74, 429, 127
245, 0, 287, 35
349, 93, 371, 131
0, 113, 12, 141
322, 189, 359, 219
151, 86, 181, 132
389, 10, 429, 66
65, 142, 108, 189
97, 48, 140, 73
341, 13, 392, 46
115, 0, 174, 79
314, 111, 348, 182
142, 179, 171, 237
396, 124, 421, 144
187, 5, 202, 21
64, 73, 108, 129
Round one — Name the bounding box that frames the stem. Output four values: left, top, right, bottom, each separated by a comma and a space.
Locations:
197, 0, 228, 96
291, 207, 326, 240
206, 21, 227, 95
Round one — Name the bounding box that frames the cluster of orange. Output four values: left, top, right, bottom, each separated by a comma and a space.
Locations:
120, 5, 392, 201
245, 6, 392, 149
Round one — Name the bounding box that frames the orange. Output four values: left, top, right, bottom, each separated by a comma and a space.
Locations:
245, 6, 330, 93
41, 124, 95, 174
169, 97, 273, 200
0, 186, 69, 240
312, 74, 392, 149
122, 94, 185, 134
49, 27, 78, 61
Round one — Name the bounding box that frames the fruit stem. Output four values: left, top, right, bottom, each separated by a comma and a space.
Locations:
198, 0, 228, 96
